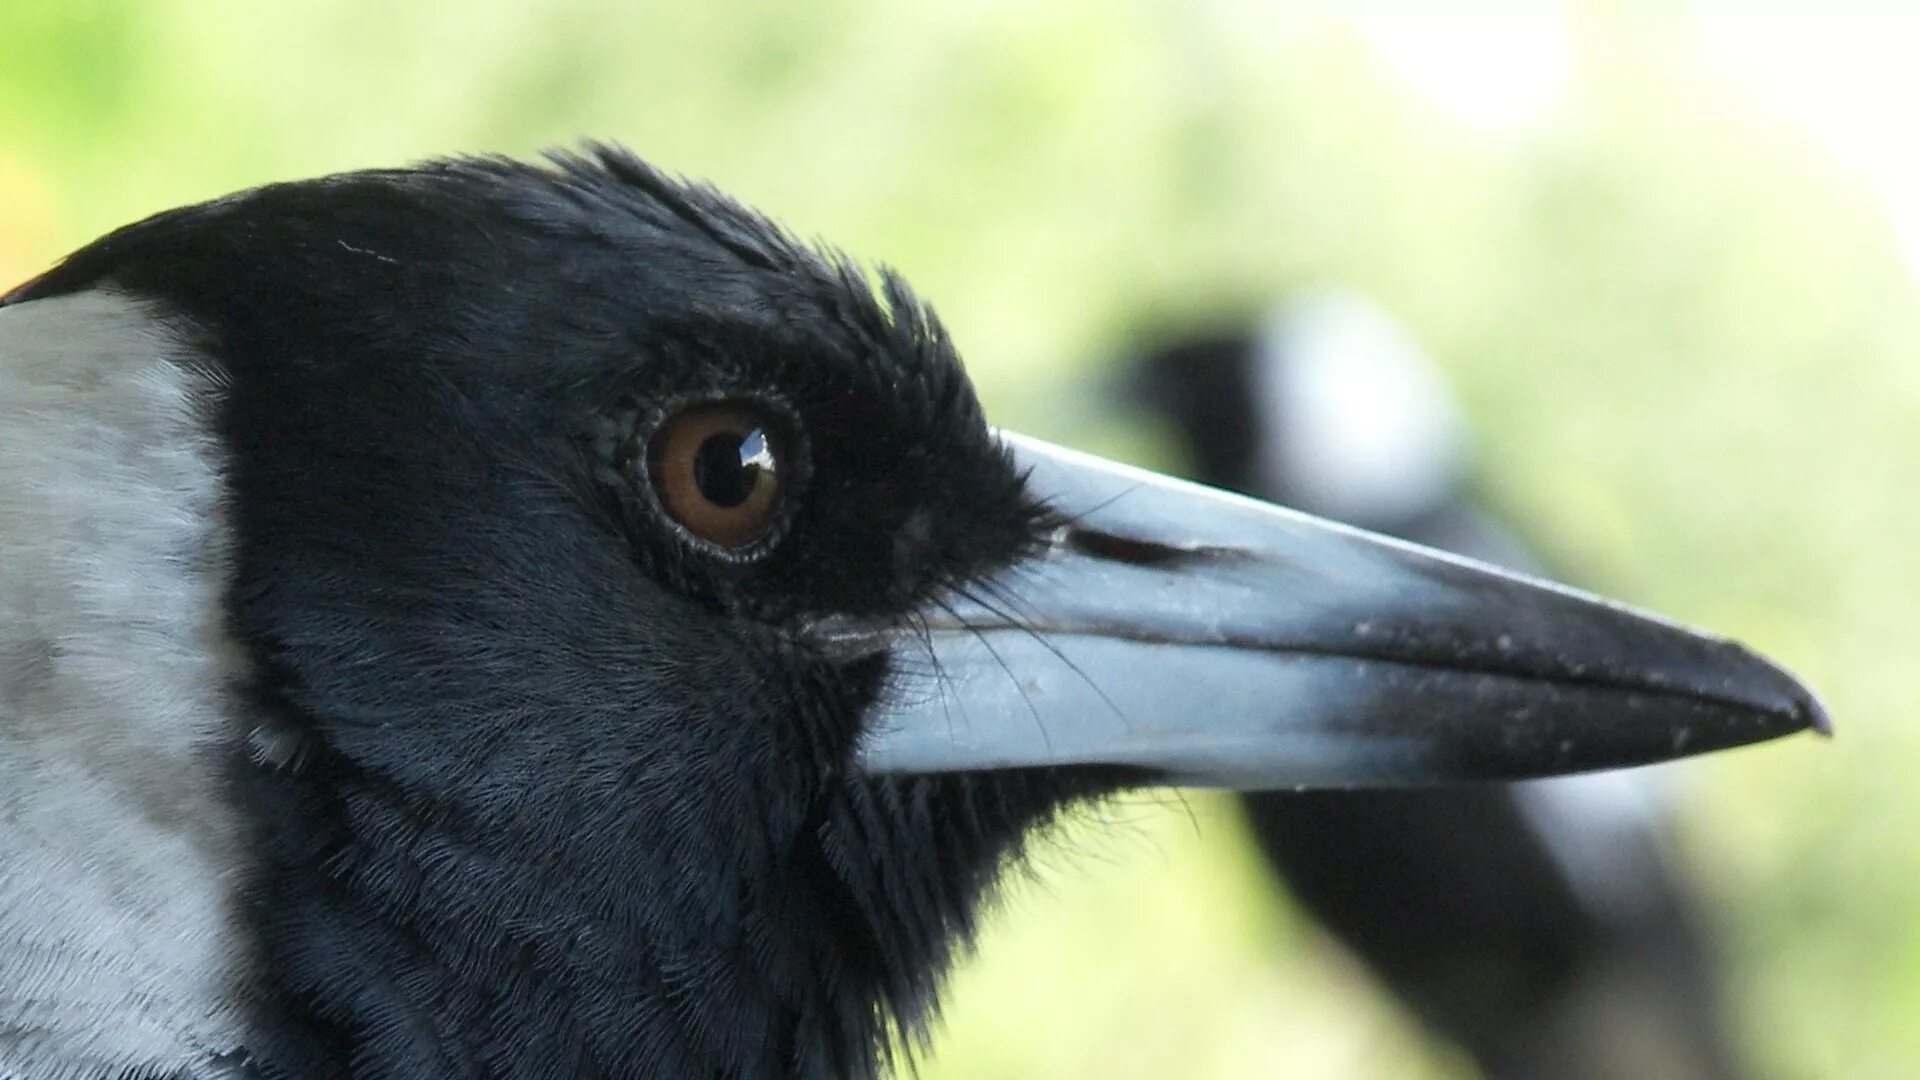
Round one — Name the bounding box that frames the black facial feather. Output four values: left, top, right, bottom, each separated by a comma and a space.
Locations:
10, 146, 1105, 1078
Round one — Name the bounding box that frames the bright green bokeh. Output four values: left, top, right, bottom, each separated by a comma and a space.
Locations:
3, 3, 1912, 1077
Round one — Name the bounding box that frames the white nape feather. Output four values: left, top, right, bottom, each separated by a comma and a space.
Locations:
1512, 768, 1678, 922
1252, 293, 1468, 526
0, 291, 256, 1078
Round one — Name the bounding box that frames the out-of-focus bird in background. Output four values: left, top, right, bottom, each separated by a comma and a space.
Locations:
1121, 294, 1745, 1080
0, 150, 1822, 1079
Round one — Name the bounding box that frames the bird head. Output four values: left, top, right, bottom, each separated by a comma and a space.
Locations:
0, 146, 1823, 1078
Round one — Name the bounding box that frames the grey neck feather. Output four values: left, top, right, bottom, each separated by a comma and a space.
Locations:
0, 290, 257, 1079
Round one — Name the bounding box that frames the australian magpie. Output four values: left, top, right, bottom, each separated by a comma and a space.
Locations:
0, 146, 1824, 1080
1122, 294, 1747, 1080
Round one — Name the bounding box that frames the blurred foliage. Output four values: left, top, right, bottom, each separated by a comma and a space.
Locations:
3, 1, 1914, 1077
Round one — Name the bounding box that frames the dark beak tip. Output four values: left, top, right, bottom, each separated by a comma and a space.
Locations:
1796, 687, 1836, 739
1745, 647, 1833, 739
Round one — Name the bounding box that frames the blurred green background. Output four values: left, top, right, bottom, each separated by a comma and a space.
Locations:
4, 2, 1913, 1077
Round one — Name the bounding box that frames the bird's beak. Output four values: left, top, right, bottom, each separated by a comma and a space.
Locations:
853, 433, 1828, 789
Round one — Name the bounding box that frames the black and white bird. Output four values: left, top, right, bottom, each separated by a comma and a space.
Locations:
1123, 294, 1751, 1080
0, 148, 1824, 1080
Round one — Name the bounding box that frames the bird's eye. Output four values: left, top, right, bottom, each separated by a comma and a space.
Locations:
646, 402, 792, 551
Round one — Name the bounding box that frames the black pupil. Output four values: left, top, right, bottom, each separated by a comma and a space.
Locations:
692, 428, 769, 509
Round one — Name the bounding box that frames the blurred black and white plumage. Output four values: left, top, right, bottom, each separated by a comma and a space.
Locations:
1124, 293, 1746, 1080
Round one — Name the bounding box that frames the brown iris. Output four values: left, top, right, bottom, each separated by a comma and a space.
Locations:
646, 402, 788, 550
